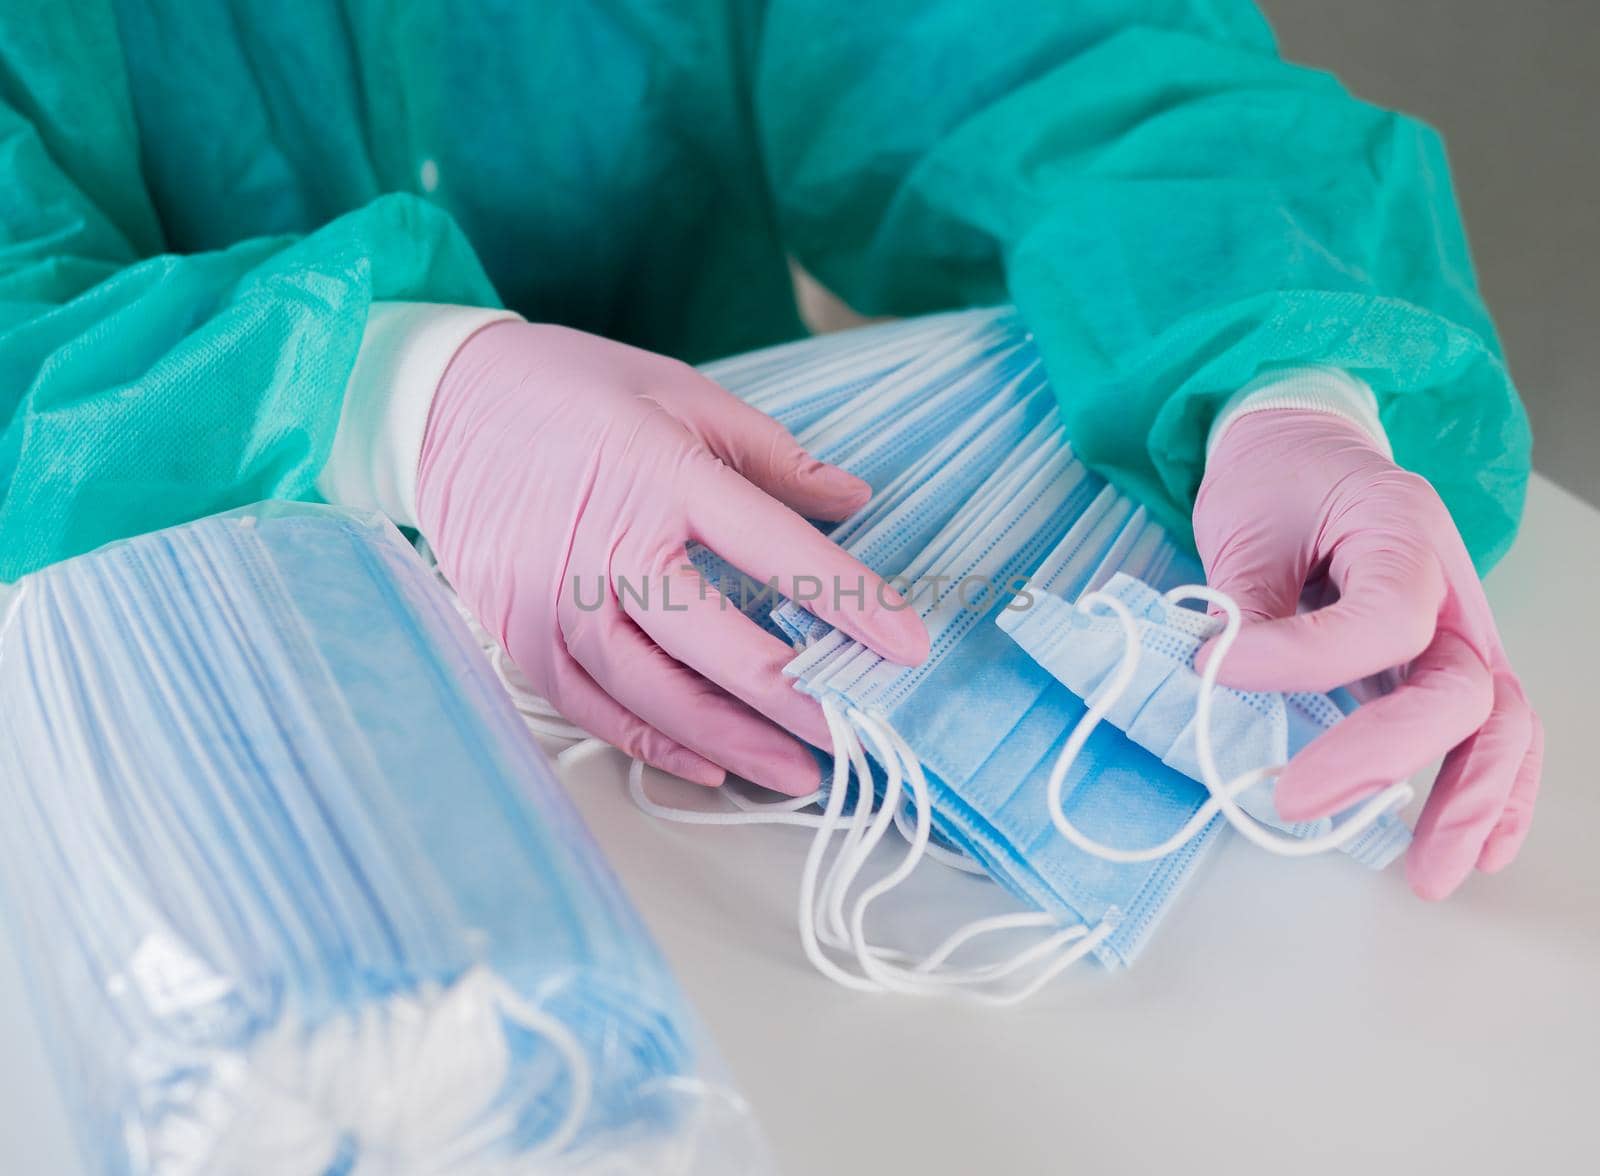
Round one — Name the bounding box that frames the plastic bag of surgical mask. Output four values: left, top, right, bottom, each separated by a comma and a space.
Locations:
0, 502, 773, 1176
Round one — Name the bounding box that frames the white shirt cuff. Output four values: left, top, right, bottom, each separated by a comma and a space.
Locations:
1205, 365, 1393, 461
317, 302, 522, 526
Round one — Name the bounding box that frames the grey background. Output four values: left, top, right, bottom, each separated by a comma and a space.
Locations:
1259, 0, 1598, 504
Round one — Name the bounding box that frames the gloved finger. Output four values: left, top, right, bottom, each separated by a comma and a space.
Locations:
1405, 672, 1535, 901
624, 554, 831, 748
1193, 477, 1307, 624
690, 458, 930, 666
654, 367, 871, 521
1272, 630, 1495, 822
1198, 542, 1305, 624
535, 649, 726, 787
1476, 705, 1544, 873
561, 604, 823, 796
1197, 540, 1445, 693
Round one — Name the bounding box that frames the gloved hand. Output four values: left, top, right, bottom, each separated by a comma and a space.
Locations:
416, 321, 929, 796
1193, 409, 1542, 899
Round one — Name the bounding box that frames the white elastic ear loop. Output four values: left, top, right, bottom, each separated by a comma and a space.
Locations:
833, 708, 927, 991
625, 698, 1105, 1001
555, 738, 614, 773
727, 788, 823, 815
489, 647, 595, 741
399, 975, 594, 1170
477, 974, 593, 1161
622, 723, 923, 971
224, 971, 593, 1171
1046, 588, 1413, 864
965, 919, 1117, 1008
842, 709, 1104, 1001
816, 715, 896, 954
894, 792, 988, 876
628, 759, 830, 829
797, 704, 888, 992
811, 702, 969, 974
1045, 592, 1241, 863
809, 704, 1088, 997
617, 708, 984, 875
1165, 584, 1414, 856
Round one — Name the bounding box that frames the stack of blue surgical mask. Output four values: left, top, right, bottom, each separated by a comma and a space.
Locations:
635, 306, 1414, 1003
687, 308, 1038, 637
0, 504, 772, 1175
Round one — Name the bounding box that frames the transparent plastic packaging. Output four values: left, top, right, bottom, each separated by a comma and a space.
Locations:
0, 502, 772, 1175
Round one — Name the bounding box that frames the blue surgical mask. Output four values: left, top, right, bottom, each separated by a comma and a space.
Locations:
774, 437, 1228, 994
997, 569, 1415, 869
0, 504, 754, 1173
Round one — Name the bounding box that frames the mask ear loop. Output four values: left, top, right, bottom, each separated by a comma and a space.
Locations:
832, 707, 928, 993
623, 698, 1107, 1001
623, 726, 927, 973
816, 716, 897, 955
628, 760, 831, 830
210, 968, 593, 1171
893, 792, 989, 875
487, 647, 596, 742
1046, 592, 1238, 862
438, 580, 591, 745
1046, 587, 1413, 864
1164, 584, 1414, 856
727, 788, 824, 815
842, 709, 1109, 1001
796, 702, 893, 992
396, 970, 593, 1168
477, 972, 593, 1161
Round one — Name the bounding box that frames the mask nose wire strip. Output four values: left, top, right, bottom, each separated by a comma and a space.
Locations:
1045, 586, 1415, 864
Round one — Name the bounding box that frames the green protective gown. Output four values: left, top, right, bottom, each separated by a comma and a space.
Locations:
0, 0, 1530, 582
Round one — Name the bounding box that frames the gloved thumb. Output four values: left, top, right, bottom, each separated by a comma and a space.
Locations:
1191, 526, 1307, 688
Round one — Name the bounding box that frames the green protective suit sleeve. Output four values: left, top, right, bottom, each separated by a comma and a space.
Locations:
752, 1, 1532, 572
0, 12, 499, 581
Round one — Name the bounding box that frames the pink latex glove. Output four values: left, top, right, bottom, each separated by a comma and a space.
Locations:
1194, 409, 1543, 900
417, 321, 929, 795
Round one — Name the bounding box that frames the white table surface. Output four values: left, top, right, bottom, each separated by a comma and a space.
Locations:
4, 473, 1596, 1175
